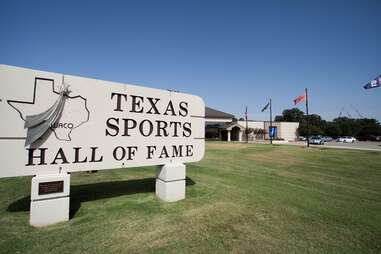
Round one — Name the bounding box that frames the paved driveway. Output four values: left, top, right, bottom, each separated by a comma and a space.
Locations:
291, 141, 381, 152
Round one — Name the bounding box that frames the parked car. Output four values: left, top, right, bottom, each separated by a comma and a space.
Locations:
309, 136, 325, 145
299, 136, 307, 141
337, 136, 356, 143
322, 136, 333, 142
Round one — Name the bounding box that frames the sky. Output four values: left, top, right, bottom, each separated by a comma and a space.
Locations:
1, 0, 380, 121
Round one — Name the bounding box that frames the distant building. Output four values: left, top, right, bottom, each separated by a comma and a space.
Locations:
205, 107, 299, 142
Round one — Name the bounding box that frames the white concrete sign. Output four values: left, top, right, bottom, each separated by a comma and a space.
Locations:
0, 65, 205, 178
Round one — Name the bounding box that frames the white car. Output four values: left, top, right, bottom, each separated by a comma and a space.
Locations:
337, 136, 356, 143
299, 136, 307, 141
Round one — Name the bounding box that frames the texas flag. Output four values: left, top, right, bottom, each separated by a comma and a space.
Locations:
293, 92, 306, 105
364, 75, 381, 90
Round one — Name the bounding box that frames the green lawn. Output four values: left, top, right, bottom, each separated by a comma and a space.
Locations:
1, 142, 381, 253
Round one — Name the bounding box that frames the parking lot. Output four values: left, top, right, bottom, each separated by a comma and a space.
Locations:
292, 140, 381, 152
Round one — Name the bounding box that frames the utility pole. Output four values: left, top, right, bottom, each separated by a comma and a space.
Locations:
305, 88, 310, 148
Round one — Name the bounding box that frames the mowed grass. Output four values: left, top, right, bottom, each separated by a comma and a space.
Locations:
0, 142, 381, 254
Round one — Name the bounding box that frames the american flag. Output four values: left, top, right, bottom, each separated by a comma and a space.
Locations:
293, 92, 306, 105
364, 75, 381, 90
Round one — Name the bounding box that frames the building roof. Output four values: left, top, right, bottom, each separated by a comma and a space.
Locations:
205, 107, 235, 119
224, 122, 245, 130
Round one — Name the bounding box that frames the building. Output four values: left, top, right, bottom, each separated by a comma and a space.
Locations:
205, 107, 299, 142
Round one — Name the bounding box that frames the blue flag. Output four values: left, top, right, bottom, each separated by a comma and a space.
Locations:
364, 75, 381, 89
269, 126, 277, 138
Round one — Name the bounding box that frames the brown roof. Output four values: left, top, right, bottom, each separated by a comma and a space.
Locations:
205, 107, 235, 119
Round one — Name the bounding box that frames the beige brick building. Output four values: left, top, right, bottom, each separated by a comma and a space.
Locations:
205, 107, 299, 142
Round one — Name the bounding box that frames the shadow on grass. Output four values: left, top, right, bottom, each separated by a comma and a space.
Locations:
7, 177, 196, 218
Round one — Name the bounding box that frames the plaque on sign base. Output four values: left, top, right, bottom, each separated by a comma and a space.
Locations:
30, 173, 70, 227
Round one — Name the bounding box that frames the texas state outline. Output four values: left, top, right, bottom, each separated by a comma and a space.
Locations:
7, 77, 90, 142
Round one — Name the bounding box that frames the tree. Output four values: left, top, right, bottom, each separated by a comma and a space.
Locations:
299, 114, 326, 136
332, 117, 356, 136
306, 114, 324, 127
276, 108, 325, 136
299, 125, 324, 136
355, 118, 381, 138
276, 108, 381, 139
324, 122, 342, 137
275, 108, 304, 122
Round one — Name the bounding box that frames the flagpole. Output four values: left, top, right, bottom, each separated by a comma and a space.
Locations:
305, 88, 310, 148
245, 105, 249, 143
269, 98, 273, 145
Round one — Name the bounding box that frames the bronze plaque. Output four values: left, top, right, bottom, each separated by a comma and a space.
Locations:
38, 181, 64, 195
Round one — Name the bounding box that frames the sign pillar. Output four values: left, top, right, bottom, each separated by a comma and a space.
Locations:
156, 162, 186, 202
30, 173, 70, 227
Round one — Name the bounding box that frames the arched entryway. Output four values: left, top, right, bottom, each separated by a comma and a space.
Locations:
226, 123, 245, 142
231, 126, 241, 141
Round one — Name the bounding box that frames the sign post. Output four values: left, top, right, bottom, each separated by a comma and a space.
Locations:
0, 65, 205, 226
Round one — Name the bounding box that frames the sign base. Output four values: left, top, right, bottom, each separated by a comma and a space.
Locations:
30, 197, 69, 227
30, 173, 70, 227
155, 162, 186, 202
